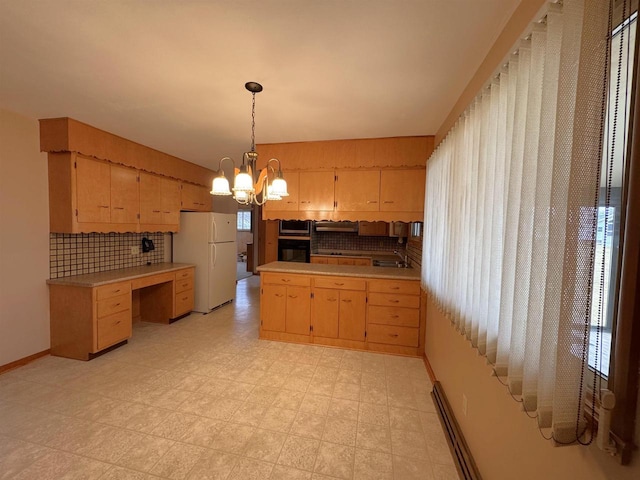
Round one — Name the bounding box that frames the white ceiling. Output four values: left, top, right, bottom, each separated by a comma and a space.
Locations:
0, 0, 520, 168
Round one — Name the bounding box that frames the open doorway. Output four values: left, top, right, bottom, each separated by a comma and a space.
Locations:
236, 207, 253, 281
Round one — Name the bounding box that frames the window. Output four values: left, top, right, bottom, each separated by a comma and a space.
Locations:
237, 210, 252, 231
587, 12, 636, 378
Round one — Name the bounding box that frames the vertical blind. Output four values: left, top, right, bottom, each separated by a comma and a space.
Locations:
422, 0, 612, 444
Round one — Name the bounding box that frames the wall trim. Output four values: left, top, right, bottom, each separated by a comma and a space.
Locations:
422, 353, 437, 384
0, 349, 50, 375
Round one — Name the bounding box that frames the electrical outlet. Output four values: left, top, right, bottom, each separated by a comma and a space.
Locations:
131, 246, 140, 255
462, 394, 468, 417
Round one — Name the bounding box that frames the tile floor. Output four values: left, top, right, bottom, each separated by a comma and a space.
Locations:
0, 276, 457, 480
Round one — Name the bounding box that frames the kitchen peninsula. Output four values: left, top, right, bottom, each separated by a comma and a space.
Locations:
257, 261, 424, 356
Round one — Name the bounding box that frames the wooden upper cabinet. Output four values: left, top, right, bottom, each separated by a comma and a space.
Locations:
265, 171, 299, 212
139, 172, 163, 225
335, 170, 380, 212
76, 155, 111, 224
380, 168, 426, 213
161, 178, 181, 225
298, 171, 334, 211
140, 174, 180, 230
181, 182, 212, 212
110, 165, 139, 224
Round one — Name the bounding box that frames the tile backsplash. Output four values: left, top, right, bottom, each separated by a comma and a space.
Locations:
313, 231, 406, 254
49, 232, 164, 279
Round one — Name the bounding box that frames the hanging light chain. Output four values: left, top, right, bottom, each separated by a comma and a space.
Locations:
251, 92, 256, 152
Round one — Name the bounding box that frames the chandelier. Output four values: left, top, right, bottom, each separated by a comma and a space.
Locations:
210, 82, 288, 205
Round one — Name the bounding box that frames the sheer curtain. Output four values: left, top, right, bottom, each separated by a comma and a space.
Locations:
422, 0, 611, 444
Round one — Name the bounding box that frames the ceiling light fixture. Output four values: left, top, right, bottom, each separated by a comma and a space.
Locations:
210, 82, 288, 205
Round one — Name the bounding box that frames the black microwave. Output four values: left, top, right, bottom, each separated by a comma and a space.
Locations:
279, 220, 311, 236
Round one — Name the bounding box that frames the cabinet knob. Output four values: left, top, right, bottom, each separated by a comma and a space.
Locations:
334, 282, 344, 286
275, 293, 284, 298
391, 315, 399, 318
99, 205, 109, 208
383, 201, 394, 204
328, 298, 337, 302
389, 300, 399, 304
288, 295, 298, 299
366, 200, 378, 204
281, 279, 290, 283
389, 333, 399, 338
153, 210, 161, 213
342, 299, 352, 303
390, 286, 400, 290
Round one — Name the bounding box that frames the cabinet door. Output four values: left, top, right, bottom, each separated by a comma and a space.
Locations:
180, 183, 201, 211
311, 289, 339, 338
161, 178, 181, 225
265, 171, 299, 212
262, 284, 287, 332
181, 183, 211, 212
298, 171, 334, 211
139, 172, 163, 224
338, 258, 356, 266
110, 165, 139, 224
338, 290, 366, 341
76, 156, 111, 223
380, 169, 425, 212
285, 285, 311, 335
335, 170, 380, 211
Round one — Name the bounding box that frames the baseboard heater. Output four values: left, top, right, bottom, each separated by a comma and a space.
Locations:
431, 381, 482, 480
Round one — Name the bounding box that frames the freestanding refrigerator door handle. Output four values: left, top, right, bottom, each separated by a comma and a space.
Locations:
211, 244, 217, 269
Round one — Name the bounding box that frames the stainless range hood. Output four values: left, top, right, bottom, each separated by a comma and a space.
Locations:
314, 221, 359, 233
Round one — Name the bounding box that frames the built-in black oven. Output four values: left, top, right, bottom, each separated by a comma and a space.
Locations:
279, 220, 312, 236
278, 238, 311, 263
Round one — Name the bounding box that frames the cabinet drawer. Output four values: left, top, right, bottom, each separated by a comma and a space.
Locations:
96, 281, 131, 301
96, 309, 131, 350
97, 292, 131, 318
368, 292, 420, 309
367, 305, 419, 327
367, 324, 419, 347
368, 279, 420, 295
175, 268, 194, 281
263, 273, 311, 287
314, 276, 366, 291
175, 277, 193, 294
175, 290, 194, 317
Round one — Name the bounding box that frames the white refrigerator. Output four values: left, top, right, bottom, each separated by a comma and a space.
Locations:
173, 212, 237, 312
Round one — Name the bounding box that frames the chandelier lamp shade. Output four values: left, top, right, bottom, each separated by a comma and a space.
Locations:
210, 82, 288, 206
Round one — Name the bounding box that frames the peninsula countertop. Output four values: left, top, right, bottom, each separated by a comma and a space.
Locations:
46, 262, 195, 287
257, 261, 421, 281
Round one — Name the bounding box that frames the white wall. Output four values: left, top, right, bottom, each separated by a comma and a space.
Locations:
0, 109, 50, 366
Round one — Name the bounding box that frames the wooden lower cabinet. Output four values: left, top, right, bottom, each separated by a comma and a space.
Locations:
260, 273, 311, 340
311, 278, 366, 345
260, 272, 423, 355
367, 279, 422, 355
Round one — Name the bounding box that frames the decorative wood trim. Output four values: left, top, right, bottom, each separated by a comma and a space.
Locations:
39, 117, 215, 186
0, 349, 51, 375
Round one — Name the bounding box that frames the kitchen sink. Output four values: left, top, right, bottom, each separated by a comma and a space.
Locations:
372, 259, 408, 268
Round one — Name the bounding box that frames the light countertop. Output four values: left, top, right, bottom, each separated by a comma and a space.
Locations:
47, 262, 195, 287
257, 261, 421, 281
